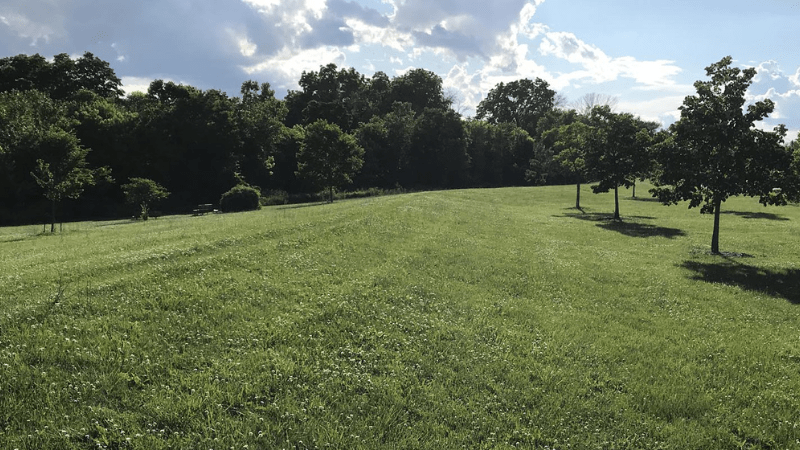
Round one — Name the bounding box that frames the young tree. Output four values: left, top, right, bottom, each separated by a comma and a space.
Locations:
30, 128, 103, 232
122, 177, 170, 220
651, 56, 797, 254
296, 120, 364, 203
545, 121, 594, 209
584, 106, 654, 220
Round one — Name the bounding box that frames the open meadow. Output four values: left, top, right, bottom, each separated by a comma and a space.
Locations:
1, 183, 799, 449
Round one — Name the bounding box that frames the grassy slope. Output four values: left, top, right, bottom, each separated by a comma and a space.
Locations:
1, 183, 799, 449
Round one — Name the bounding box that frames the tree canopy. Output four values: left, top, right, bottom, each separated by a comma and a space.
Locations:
651, 56, 797, 253
475, 78, 556, 137
584, 106, 657, 220
296, 120, 365, 202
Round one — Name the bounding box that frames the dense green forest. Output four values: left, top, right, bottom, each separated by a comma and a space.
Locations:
1, 52, 799, 234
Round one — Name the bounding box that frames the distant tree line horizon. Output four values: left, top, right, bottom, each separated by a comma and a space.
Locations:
1, 52, 799, 252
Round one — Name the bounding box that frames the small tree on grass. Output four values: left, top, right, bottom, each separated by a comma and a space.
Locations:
546, 121, 594, 210
122, 177, 169, 220
296, 120, 364, 203
31, 128, 102, 232
584, 106, 655, 221
651, 56, 798, 254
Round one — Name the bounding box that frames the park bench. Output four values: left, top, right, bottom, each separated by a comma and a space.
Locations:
192, 204, 217, 215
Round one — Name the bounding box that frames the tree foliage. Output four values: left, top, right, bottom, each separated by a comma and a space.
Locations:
476, 78, 556, 137
0, 52, 123, 100
121, 177, 169, 220
296, 120, 364, 202
30, 128, 102, 232
584, 106, 657, 220
545, 120, 594, 209
651, 56, 797, 253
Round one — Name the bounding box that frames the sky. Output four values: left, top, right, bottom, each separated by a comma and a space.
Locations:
1, 0, 799, 141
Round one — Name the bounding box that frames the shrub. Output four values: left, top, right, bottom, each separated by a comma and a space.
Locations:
220, 184, 261, 212
260, 190, 289, 206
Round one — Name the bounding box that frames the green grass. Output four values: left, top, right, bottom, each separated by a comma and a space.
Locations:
1, 183, 799, 449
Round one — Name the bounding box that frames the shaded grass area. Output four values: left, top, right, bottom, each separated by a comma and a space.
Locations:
682, 258, 800, 304
1, 183, 799, 449
559, 211, 686, 239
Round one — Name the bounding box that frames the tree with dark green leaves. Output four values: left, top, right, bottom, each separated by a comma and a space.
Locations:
651, 56, 797, 254
1, 89, 106, 226
583, 106, 656, 220
0, 52, 123, 100
296, 120, 364, 202
475, 78, 556, 138
284, 64, 369, 132
355, 102, 416, 188
30, 128, 104, 232
465, 120, 535, 187
546, 120, 594, 209
121, 177, 169, 220
235, 80, 288, 187
527, 108, 580, 186
389, 69, 450, 116
408, 107, 469, 188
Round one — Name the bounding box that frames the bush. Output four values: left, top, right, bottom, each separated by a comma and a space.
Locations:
260, 190, 289, 206
220, 185, 261, 212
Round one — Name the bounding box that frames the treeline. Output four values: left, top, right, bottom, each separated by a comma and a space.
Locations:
1, 53, 799, 240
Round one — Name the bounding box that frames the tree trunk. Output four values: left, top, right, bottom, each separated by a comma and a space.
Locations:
50, 200, 56, 233
329, 186, 334, 203
613, 185, 620, 221
711, 198, 722, 254
632, 180, 636, 198
575, 182, 581, 209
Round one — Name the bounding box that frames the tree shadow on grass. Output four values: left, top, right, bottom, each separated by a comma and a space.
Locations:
721, 211, 790, 221
681, 259, 800, 304
559, 212, 685, 239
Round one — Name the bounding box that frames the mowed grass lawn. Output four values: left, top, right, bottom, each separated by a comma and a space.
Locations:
1, 183, 799, 449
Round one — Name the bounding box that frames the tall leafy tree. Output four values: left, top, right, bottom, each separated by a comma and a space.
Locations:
475, 78, 556, 137
407, 107, 469, 188
0, 52, 123, 100
389, 69, 450, 116
296, 120, 364, 202
0, 90, 92, 225
465, 120, 535, 187
235, 80, 288, 187
355, 101, 416, 188
651, 56, 797, 254
284, 64, 368, 132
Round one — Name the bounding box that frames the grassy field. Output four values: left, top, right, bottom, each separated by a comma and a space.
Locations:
1, 183, 799, 449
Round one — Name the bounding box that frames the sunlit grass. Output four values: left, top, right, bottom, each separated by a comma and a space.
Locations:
1, 183, 799, 449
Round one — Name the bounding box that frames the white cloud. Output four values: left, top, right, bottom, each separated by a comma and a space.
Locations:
618, 95, 686, 126
750, 60, 783, 82
345, 17, 411, 52
241, 46, 347, 90
539, 31, 681, 88
0, 10, 55, 45
121, 76, 156, 95
227, 28, 258, 57
790, 67, 800, 87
